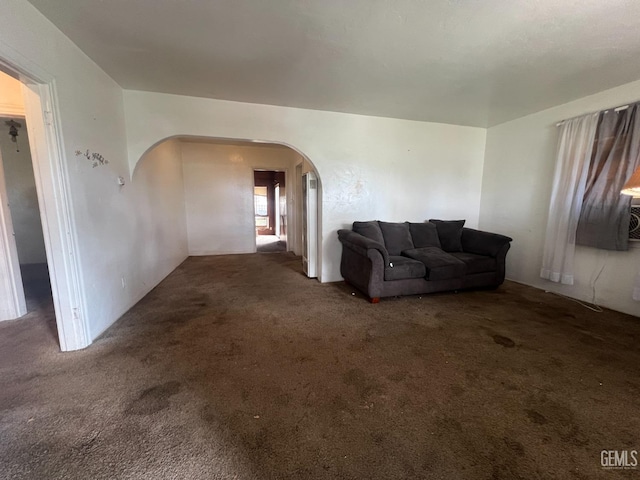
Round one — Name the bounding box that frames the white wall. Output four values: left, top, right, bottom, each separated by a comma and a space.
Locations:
0, 0, 188, 341
181, 142, 298, 255
0, 117, 47, 264
131, 139, 188, 295
123, 91, 488, 282
481, 79, 640, 317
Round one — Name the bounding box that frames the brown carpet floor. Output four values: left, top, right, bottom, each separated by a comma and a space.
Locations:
20, 263, 54, 314
256, 235, 287, 253
1, 253, 639, 479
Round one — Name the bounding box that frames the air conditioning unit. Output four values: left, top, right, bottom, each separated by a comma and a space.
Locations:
630, 205, 640, 241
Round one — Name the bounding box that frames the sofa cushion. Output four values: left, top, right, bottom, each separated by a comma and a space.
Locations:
429, 219, 466, 252
384, 255, 426, 281
461, 228, 513, 257
379, 222, 414, 255
450, 252, 497, 275
408, 222, 441, 249
338, 229, 390, 266
353, 221, 385, 245
403, 247, 465, 281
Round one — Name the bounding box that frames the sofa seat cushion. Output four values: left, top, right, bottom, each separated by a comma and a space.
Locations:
402, 247, 465, 281
379, 222, 414, 255
450, 252, 497, 275
384, 255, 427, 281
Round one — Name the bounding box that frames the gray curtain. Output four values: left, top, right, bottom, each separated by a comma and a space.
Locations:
576, 103, 640, 250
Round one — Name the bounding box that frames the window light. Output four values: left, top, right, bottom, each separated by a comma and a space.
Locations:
621, 166, 640, 197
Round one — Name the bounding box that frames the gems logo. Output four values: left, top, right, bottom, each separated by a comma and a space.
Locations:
601, 450, 638, 470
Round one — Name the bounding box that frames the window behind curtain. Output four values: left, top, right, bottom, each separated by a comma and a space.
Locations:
576, 104, 640, 251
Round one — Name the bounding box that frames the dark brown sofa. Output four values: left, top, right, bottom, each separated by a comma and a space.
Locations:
337, 220, 512, 302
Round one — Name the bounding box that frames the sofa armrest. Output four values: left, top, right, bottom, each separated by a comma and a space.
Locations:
338, 229, 390, 266
461, 228, 512, 257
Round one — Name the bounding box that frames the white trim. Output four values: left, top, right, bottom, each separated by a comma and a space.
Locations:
0, 51, 89, 351
23, 81, 89, 351
294, 163, 303, 256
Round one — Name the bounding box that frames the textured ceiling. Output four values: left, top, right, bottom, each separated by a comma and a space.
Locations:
26, 0, 640, 127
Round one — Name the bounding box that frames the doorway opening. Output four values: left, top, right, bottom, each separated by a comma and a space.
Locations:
139, 136, 321, 279
0, 60, 87, 351
254, 170, 287, 253
0, 113, 55, 331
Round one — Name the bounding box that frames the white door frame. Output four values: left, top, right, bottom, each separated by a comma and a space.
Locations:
0, 56, 89, 351
274, 183, 281, 239
294, 163, 303, 256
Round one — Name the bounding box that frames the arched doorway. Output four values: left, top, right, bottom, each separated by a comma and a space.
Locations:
134, 136, 322, 278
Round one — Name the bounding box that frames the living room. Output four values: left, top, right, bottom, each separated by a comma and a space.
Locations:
0, 1, 639, 478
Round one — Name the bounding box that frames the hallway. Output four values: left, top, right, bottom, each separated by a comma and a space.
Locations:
256, 234, 286, 253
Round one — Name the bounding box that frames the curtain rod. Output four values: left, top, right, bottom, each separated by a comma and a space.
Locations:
555, 102, 635, 127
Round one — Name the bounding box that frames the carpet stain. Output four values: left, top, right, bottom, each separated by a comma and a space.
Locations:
199, 404, 219, 426
578, 332, 605, 346
295, 355, 314, 363
125, 380, 181, 415
525, 409, 548, 425
492, 334, 516, 348
439, 416, 463, 432
450, 384, 465, 397
240, 389, 250, 402
503, 437, 525, 456
371, 431, 386, 444
342, 368, 382, 399
465, 369, 481, 381
387, 369, 408, 382
274, 393, 292, 406
491, 463, 527, 480
550, 356, 565, 367
212, 341, 242, 356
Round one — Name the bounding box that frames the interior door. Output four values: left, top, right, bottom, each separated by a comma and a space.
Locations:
0, 146, 27, 320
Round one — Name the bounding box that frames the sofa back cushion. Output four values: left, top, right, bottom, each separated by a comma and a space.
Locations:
429, 219, 466, 252
353, 221, 385, 245
379, 222, 414, 255
408, 222, 441, 249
